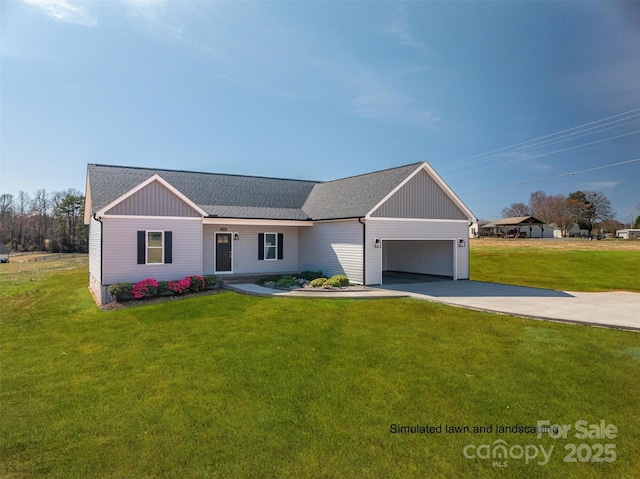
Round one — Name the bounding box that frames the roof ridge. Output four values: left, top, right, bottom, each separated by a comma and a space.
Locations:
88, 163, 320, 184
317, 161, 424, 184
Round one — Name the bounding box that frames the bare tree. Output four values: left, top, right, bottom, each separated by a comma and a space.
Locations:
14, 191, 32, 251
0, 194, 14, 247
501, 202, 530, 218
31, 189, 51, 251
584, 191, 614, 232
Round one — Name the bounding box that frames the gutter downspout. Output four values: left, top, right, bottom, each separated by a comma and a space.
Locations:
358, 217, 366, 285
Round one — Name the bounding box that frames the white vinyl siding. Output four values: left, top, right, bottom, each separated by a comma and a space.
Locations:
298, 219, 363, 284
88, 216, 103, 302
102, 217, 202, 285
365, 219, 469, 285
89, 216, 102, 281
203, 225, 299, 275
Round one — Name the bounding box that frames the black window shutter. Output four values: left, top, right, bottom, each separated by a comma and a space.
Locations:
277, 233, 284, 260
137, 231, 145, 264
258, 233, 264, 260
164, 231, 172, 264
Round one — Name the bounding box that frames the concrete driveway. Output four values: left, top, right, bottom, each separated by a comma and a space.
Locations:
378, 280, 640, 331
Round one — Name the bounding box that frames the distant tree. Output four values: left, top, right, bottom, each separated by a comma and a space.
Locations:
13, 191, 32, 251
635, 216, 640, 229
529, 191, 569, 224
501, 202, 530, 218
598, 219, 624, 235
0, 193, 14, 247
54, 190, 86, 252
31, 189, 51, 251
567, 191, 591, 231
584, 191, 614, 232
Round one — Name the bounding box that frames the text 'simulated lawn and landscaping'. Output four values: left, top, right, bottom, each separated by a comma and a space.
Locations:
1, 252, 639, 478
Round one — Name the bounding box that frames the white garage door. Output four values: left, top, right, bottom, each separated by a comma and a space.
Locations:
382, 240, 454, 278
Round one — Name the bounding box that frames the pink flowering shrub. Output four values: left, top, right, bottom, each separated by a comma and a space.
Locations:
168, 278, 191, 294
188, 275, 206, 292
131, 278, 158, 298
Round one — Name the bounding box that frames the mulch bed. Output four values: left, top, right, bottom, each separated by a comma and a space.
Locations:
100, 288, 226, 310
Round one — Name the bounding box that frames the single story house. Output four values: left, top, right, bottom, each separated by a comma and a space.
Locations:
616, 229, 640, 240
479, 216, 552, 238
84, 162, 477, 304
0, 243, 9, 263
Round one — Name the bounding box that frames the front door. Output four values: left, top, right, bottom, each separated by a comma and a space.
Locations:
215, 233, 232, 272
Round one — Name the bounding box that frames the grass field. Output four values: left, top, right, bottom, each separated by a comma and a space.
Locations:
1, 256, 639, 478
470, 238, 640, 292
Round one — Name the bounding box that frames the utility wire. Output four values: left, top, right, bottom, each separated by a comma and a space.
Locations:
447, 130, 640, 178
459, 158, 640, 196
442, 116, 640, 172
439, 107, 640, 169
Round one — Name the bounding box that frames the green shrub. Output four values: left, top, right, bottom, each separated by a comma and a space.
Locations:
276, 276, 295, 288
188, 275, 206, 292
107, 282, 133, 301
322, 277, 342, 288
299, 270, 325, 281
310, 277, 328, 287
329, 274, 349, 286
204, 275, 219, 288
157, 281, 169, 295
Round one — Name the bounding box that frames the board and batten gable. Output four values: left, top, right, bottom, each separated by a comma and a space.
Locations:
370, 168, 467, 220
105, 180, 202, 217
299, 219, 364, 284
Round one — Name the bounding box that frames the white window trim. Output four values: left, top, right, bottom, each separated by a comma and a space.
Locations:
146, 230, 164, 265
264, 232, 278, 261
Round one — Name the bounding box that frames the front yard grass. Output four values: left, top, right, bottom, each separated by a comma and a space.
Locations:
470, 238, 640, 292
1, 259, 639, 478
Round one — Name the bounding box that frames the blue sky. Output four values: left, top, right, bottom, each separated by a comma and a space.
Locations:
1, 0, 639, 222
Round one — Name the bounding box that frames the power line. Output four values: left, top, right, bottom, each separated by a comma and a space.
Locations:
460, 158, 640, 196
439, 107, 640, 169
442, 115, 640, 172
447, 130, 640, 178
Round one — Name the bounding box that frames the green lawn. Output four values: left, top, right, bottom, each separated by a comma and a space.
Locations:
470, 239, 640, 292
1, 259, 639, 478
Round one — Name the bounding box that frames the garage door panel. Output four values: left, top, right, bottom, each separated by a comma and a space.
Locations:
384, 240, 453, 277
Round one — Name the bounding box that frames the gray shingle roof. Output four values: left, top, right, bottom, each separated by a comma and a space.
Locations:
87, 162, 425, 220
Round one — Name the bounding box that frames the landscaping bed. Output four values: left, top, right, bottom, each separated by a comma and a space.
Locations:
256, 271, 366, 292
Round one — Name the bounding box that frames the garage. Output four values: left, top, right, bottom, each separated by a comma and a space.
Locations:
381, 239, 455, 284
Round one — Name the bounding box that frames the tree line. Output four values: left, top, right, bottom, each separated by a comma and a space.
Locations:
0, 189, 87, 253
501, 190, 634, 237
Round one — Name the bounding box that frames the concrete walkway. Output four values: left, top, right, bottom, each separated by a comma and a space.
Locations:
226, 283, 408, 299
226, 281, 640, 332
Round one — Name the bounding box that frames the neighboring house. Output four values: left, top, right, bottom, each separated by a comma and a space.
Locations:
479, 216, 553, 238
616, 229, 640, 240
0, 243, 9, 263
84, 162, 476, 304
548, 223, 590, 238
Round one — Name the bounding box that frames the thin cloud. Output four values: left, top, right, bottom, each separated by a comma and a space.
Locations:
351, 91, 438, 127
382, 4, 429, 53
581, 181, 620, 190
21, 0, 97, 27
